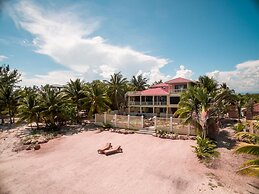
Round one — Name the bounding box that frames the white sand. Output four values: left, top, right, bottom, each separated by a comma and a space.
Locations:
0, 130, 258, 194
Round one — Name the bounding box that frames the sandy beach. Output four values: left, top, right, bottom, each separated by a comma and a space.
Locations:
0, 128, 258, 194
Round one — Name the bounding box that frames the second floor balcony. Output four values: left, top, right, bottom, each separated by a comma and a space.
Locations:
129, 101, 167, 106
171, 88, 186, 93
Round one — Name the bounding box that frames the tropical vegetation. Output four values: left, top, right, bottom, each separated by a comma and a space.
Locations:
193, 135, 219, 161
235, 144, 259, 177
0, 65, 152, 129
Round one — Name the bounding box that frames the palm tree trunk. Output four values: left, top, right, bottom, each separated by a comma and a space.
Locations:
115, 92, 119, 110
8, 103, 12, 124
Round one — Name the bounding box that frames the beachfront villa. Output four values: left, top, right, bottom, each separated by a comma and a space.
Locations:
126, 77, 194, 117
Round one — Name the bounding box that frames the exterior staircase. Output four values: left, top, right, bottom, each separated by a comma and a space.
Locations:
136, 126, 156, 135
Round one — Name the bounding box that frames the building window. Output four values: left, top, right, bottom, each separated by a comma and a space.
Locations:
170, 97, 180, 104
175, 84, 187, 90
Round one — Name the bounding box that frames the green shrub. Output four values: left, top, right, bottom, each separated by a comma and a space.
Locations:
233, 123, 246, 132
193, 135, 219, 161
235, 132, 259, 144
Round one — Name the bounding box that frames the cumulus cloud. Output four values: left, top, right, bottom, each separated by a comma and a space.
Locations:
20, 70, 83, 86
174, 65, 193, 79
0, 55, 8, 61
9, 0, 169, 82
207, 60, 259, 93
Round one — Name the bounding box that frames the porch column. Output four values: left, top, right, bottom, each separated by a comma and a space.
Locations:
140, 95, 142, 113
128, 96, 130, 114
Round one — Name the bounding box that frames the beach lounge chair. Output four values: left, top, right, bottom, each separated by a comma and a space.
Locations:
103, 146, 123, 156
98, 143, 112, 154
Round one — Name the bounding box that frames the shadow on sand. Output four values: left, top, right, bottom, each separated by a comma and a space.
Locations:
216, 129, 237, 150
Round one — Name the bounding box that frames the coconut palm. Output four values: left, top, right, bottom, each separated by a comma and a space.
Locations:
152, 80, 163, 86
0, 85, 17, 124
105, 72, 128, 110
0, 65, 21, 124
233, 94, 246, 121
197, 75, 218, 94
17, 87, 40, 128
82, 82, 110, 117
38, 85, 64, 128
213, 83, 236, 120
235, 144, 259, 177
0, 64, 21, 86
63, 79, 85, 122
174, 86, 201, 129
130, 74, 149, 91
175, 77, 232, 138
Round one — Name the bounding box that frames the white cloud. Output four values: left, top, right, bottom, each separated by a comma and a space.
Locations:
9, 1, 170, 82
0, 55, 8, 61
174, 65, 193, 79
20, 70, 83, 86
207, 60, 259, 93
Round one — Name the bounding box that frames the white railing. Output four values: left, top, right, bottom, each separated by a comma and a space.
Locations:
129, 101, 167, 106
141, 101, 153, 105
129, 101, 141, 105
171, 89, 186, 93
95, 113, 196, 136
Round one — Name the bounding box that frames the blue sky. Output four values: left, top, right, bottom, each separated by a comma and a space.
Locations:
0, 0, 258, 92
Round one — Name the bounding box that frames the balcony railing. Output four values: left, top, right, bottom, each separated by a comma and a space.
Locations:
171, 88, 186, 93
129, 101, 141, 105
154, 101, 167, 105
141, 101, 153, 105
129, 101, 167, 106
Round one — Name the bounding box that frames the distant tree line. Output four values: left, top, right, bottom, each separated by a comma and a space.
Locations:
0, 64, 257, 131
0, 64, 151, 129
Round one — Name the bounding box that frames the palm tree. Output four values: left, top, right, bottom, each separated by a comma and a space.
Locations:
235, 144, 259, 177
0, 64, 21, 86
130, 74, 149, 91
105, 72, 128, 110
214, 83, 235, 120
152, 80, 163, 86
234, 94, 246, 121
197, 75, 218, 94
174, 86, 201, 129
82, 82, 110, 117
17, 87, 40, 128
175, 76, 233, 138
63, 79, 85, 123
0, 85, 17, 124
38, 85, 64, 128
0, 65, 21, 124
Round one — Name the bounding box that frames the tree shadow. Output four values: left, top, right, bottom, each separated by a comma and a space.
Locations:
216, 129, 237, 149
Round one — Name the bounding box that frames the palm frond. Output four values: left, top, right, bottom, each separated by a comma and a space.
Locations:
235, 145, 259, 156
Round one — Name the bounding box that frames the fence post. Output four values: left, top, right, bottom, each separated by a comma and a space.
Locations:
104, 112, 107, 124
114, 114, 117, 128
141, 115, 144, 129
128, 115, 130, 129
94, 114, 97, 124
154, 116, 157, 130
170, 117, 173, 132
188, 124, 190, 136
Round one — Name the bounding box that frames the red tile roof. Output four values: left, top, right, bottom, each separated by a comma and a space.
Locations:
141, 88, 169, 96
165, 77, 193, 84
150, 83, 169, 88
